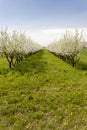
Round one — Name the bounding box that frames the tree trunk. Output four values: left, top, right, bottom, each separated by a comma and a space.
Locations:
9, 61, 12, 68
71, 58, 75, 67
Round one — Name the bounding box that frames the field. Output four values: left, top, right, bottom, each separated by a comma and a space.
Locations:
0, 48, 87, 130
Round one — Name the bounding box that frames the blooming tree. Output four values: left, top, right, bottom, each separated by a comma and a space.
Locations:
47, 30, 85, 67
0, 28, 42, 68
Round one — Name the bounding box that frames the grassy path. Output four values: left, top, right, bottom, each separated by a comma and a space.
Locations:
0, 49, 87, 130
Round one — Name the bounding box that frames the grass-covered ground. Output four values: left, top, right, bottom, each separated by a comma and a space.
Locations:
0, 49, 87, 130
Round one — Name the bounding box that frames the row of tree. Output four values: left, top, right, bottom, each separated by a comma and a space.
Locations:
47, 30, 85, 67
0, 28, 42, 68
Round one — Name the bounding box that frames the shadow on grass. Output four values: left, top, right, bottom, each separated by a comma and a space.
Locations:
14, 49, 47, 75
0, 68, 10, 75
75, 61, 87, 71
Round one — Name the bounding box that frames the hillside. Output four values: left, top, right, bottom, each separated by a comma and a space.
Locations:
0, 49, 87, 130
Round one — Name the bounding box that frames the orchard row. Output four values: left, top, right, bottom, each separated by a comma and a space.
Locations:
47, 30, 85, 67
0, 28, 42, 68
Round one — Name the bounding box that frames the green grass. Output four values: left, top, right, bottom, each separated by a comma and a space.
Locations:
0, 49, 87, 130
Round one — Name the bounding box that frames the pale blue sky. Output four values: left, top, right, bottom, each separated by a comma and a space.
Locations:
0, 0, 87, 45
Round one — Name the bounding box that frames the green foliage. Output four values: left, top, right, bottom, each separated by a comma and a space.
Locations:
0, 49, 87, 130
